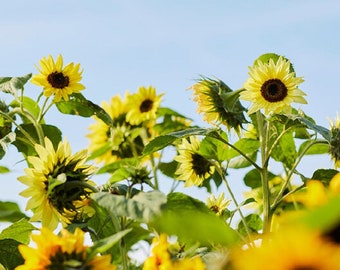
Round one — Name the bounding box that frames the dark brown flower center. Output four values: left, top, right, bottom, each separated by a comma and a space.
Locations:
191, 153, 211, 177
140, 99, 153, 113
47, 72, 70, 89
291, 266, 318, 270
261, 79, 288, 102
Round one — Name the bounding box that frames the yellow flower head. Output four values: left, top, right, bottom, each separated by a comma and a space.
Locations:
230, 226, 340, 270
31, 54, 85, 102
143, 234, 206, 270
329, 113, 340, 169
240, 54, 307, 115
206, 192, 231, 216
126, 86, 163, 125
191, 77, 246, 132
18, 137, 97, 230
174, 136, 215, 187
16, 227, 116, 270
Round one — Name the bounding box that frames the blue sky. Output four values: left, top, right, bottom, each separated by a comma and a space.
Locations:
1, 1, 340, 206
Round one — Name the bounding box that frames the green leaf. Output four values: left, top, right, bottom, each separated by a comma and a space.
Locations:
286, 114, 331, 141
243, 169, 276, 189
56, 93, 113, 125
298, 140, 329, 155
97, 157, 139, 174
228, 151, 257, 169
271, 130, 297, 169
225, 138, 260, 161
92, 190, 167, 223
0, 166, 10, 173
0, 132, 15, 160
88, 228, 132, 257
10, 96, 44, 124
237, 213, 263, 236
311, 169, 339, 186
0, 239, 24, 269
0, 219, 36, 244
0, 74, 32, 96
143, 127, 213, 155
0, 201, 28, 222
158, 160, 178, 179
13, 124, 62, 157
151, 192, 239, 246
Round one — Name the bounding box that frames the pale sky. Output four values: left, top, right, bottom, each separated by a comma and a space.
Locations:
1, 0, 340, 207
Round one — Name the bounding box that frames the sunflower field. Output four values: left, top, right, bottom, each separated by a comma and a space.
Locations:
0, 53, 340, 269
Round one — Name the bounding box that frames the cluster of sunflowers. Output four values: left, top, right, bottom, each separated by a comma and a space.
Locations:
0, 52, 340, 270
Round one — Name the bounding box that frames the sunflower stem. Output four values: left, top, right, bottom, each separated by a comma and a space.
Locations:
256, 111, 271, 233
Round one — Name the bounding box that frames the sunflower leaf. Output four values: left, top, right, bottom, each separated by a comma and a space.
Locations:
0, 218, 37, 245
56, 93, 113, 125
0, 74, 32, 96
0, 239, 24, 269
0, 201, 28, 222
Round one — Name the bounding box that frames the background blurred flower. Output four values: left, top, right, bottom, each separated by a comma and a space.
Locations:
16, 227, 115, 270
329, 113, 340, 168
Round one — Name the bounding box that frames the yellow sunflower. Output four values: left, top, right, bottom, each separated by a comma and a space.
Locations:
31, 54, 85, 102
230, 226, 340, 270
87, 93, 147, 164
16, 227, 116, 270
329, 113, 340, 168
126, 86, 163, 125
143, 234, 206, 270
174, 136, 215, 187
240, 55, 307, 115
206, 192, 231, 216
18, 137, 97, 230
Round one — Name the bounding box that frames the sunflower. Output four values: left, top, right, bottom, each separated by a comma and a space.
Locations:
174, 136, 215, 187
18, 137, 97, 230
229, 226, 340, 270
87, 93, 146, 164
191, 77, 246, 132
329, 113, 340, 168
31, 54, 85, 102
126, 86, 163, 125
16, 227, 116, 270
240, 55, 307, 115
206, 192, 231, 216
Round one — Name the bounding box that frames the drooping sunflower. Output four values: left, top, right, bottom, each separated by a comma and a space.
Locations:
31, 54, 85, 102
191, 77, 246, 132
174, 136, 215, 187
240, 55, 307, 115
16, 227, 116, 270
206, 192, 231, 216
18, 137, 97, 230
126, 86, 163, 125
87, 93, 146, 164
229, 226, 340, 270
329, 113, 340, 168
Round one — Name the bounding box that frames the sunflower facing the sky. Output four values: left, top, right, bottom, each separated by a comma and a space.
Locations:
126, 86, 163, 125
16, 227, 116, 270
229, 226, 340, 270
31, 54, 85, 102
18, 137, 97, 230
174, 136, 215, 187
240, 55, 307, 115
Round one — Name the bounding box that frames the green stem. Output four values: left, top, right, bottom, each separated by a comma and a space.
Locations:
209, 133, 261, 171
271, 140, 329, 210
37, 96, 51, 123
256, 111, 271, 233
217, 165, 254, 247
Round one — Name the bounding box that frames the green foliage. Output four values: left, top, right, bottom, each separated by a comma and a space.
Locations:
237, 213, 263, 236
0, 201, 28, 222
0, 239, 24, 270
0, 74, 32, 96
0, 219, 36, 244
